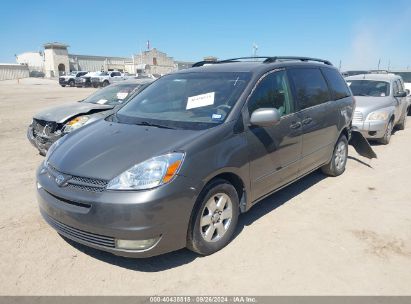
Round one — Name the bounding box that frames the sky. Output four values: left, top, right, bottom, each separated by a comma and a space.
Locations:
1, 0, 411, 70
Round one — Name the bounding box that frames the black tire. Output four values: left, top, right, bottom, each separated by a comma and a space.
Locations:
92, 83, 99, 88
397, 114, 407, 130
187, 178, 239, 256
378, 119, 393, 145
321, 135, 348, 177
60, 85, 65, 87
102, 80, 109, 87
68, 80, 75, 87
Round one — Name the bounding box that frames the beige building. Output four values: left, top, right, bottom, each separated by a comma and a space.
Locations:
15, 42, 192, 78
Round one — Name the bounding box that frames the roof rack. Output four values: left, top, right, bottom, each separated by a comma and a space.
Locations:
192, 56, 333, 67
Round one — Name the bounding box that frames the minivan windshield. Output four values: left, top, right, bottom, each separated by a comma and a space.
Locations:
82, 83, 142, 105
116, 72, 251, 130
347, 80, 390, 97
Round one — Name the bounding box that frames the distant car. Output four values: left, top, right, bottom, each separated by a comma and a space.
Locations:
75, 71, 103, 88
347, 73, 408, 144
27, 79, 152, 155
91, 71, 130, 88
59, 71, 88, 87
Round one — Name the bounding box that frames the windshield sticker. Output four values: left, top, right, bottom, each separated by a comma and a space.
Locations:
117, 92, 129, 100
186, 92, 215, 109
96, 99, 108, 104
212, 114, 223, 121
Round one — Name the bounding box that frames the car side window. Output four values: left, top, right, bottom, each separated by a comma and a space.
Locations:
321, 68, 351, 100
247, 70, 294, 117
393, 81, 399, 95
396, 80, 404, 93
288, 68, 331, 110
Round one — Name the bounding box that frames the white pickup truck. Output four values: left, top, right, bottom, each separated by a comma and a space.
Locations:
90, 71, 133, 87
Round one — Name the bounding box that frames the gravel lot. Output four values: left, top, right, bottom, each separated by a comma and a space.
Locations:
1, 78, 411, 295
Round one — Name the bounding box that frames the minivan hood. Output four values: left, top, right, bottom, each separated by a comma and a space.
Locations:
48, 119, 208, 180
34, 102, 114, 123
354, 96, 393, 114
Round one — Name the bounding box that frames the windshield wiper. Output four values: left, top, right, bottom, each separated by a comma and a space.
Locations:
135, 121, 175, 129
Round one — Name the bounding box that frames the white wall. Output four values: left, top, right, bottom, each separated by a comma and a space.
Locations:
0, 64, 29, 81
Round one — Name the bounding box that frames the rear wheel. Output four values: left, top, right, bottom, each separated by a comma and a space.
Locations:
60, 85, 66, 87
187, 179, 239, 256
378, 119, 393, 145
321, 135, 348, 177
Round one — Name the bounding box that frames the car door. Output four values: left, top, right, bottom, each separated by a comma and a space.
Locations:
287, 67, 335, 174
395, 79, 407, 121
245, 69, 303, 201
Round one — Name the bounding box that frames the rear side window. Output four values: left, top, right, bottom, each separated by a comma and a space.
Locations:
322, 68, 351, 100
288, 68, 331, 110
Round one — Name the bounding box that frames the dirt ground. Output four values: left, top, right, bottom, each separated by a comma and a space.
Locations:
0, 78, 410, 295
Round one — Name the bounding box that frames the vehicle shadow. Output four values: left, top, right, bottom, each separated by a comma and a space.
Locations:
347, 156, 373, 168
63, 170, 328, 272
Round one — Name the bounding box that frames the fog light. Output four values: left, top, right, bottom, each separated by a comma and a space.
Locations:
116, 237, 159, 250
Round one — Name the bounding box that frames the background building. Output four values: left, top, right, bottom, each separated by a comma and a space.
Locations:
15, 42, 193, 78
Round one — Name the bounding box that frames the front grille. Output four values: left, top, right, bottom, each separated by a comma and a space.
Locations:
353, 111, 364, 121
43, 213, 115, 248
46, 163, 108, 193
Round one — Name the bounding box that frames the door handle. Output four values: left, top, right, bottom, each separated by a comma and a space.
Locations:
290, 121, 302, 129
302, 117, 312, 125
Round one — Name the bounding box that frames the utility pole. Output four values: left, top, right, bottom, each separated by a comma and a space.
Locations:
387, 60, 391, 71
377, 58, 381, 71
338, 60, 342, 71
252, 43, 258, 59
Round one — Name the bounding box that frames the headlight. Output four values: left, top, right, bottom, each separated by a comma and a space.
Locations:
63, 116, 89, 133
107, 152, 185, 190
367, 112, 389, 121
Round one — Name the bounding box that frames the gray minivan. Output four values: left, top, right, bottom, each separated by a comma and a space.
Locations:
36, 57, 375, 258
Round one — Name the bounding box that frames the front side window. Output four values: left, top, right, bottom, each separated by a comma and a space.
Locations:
288, 68, 331, 110
248, 70, 294, 117
346, 80, 390, 97
116, 72, 251, 130
322, 67, 351, 100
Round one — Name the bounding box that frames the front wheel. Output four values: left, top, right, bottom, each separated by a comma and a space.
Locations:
397, 114, 407, 130
378, 119, 393, 145
68, 80, 75, 87
321, 135, 348, 177
187, 179, 239, 256
102, 80, 109, 87
60, 85, 66, 87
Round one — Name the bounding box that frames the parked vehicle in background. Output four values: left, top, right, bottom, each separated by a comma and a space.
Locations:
342, 70, 370, 77
75, 71, 103, 88
347, 73, 408, 144
36, 56, 375, 258
91, 71, 129, 88
59, 71, 88, 87
391, 71, 411, 114
28, 79, 152, 155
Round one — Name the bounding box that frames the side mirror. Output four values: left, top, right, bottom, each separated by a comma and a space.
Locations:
394, 91, 407, 98
250, 108, 281, 127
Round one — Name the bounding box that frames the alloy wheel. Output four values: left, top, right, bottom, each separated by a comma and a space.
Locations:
200, 193, 233, 242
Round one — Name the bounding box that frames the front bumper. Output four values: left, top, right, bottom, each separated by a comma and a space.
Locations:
36, 166, 201, 258
27, 125, 62, 155
351, 120, 388, 139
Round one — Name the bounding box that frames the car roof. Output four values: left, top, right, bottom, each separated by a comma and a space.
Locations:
173, 59, 337, 76
345, 73, 401, 82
